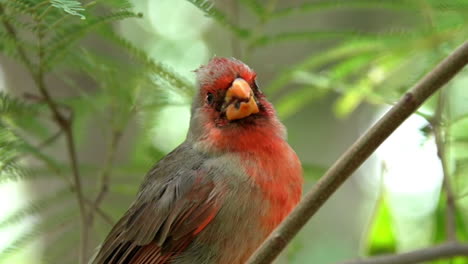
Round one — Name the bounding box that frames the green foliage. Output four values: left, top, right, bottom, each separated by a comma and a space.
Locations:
0, 0, 192, 263
1, 0, 468, 263
187, 0, 250, 38
51, 0, 85, 19
366, 196, 397, 255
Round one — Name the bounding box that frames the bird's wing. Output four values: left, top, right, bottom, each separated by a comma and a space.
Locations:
92, 145, 223, 264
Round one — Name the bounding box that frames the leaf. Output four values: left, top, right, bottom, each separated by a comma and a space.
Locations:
333, 79, 371, 118
44, 11, 141, 68
302, 163, 327, 181
250, 30, 402, 48
275, 72, 330, 120
367, 196, 397, 255
186, 0, 250, 38
239, 0, 265, 19
271, 0, 468, 19
0, 92, 36, 116
433, 188, 468, 243
40, 225, 79, 264
102, 31, 194, 96
0, 206, 77, 260
266, 41, 381, 96
0, 187, 72, 229
50, 0, 86, 20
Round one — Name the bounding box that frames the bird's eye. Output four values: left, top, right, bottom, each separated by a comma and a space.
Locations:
206, 93, 214, 105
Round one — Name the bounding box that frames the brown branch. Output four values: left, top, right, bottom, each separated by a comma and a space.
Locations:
432, 90, 458, 241
1, 4, 89, 263
336, 242, 468, 264
86, 129, 122, 227
84, 198, 115, 226
247, 41, 468, 264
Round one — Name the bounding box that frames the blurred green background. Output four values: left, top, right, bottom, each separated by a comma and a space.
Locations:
0, 0, 467, 263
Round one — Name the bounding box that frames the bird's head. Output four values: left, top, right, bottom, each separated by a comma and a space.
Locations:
188, 57, 285, 151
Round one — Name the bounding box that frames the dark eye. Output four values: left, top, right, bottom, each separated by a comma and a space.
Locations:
206, 93, 214, 104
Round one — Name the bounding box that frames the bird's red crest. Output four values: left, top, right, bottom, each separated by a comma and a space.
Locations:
196, 57, 256, 93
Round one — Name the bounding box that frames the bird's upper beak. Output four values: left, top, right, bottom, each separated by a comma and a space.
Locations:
224, 78, 259, 121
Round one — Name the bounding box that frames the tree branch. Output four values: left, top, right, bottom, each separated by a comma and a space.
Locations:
336, 242, 468, 264
84, 198, 115, 226
247, 41, 468, 264
86, 129, 122, 227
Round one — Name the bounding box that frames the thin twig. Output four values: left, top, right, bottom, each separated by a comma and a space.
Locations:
36, 31, 89, 264
84, 198, 115, 226
336, 242, 468, 264
247, 41, 468, 264
432, 89, 458, 241
0, 4, 34, 72
86, 129, 122, 226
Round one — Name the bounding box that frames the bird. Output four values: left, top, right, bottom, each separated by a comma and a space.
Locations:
91, 57, 303, 264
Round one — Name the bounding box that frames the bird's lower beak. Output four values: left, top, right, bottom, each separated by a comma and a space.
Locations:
224, 78, 259, 121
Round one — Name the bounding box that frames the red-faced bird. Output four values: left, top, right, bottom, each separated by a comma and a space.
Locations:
92, 57, 303, 264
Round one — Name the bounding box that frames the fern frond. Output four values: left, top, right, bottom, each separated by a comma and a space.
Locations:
50, 0, 85, 20
41, 226, 79, 264
272, 0, 412, 19
186, 0, 250, 38
44, 11, 141, 68
276, 82, 330, 120
0, 125, 28, 183
0, 92, 36, 116
0, 187, 71, 229
333, 77, 372, 117
97, 0, 133, 9
328, 53, 375, 80
239, 0, 265, 19
103, 32, 194, 96
267, 41, 381, 95
0, 207, 77, 259
2, 0, 36, 17
271, 0, 468, 19
250, 30, 407, 48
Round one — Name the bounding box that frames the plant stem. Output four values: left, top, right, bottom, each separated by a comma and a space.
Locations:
247, 41, 468, 264
36, 23, 89, 264
86, 129, 122, 226
337, 242, 468, 264
432, 90, 458, 241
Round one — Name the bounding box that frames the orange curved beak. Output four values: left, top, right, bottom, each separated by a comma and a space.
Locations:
224, 78, 259, 121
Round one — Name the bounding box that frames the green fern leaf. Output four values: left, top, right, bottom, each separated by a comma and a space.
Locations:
239, 0, 265, 18
0, 92, 36, 116
102, 32, 194, 96
1, 0, 35, 16
0, 207, 77, 260
267, 41, 381, 95
50, 0, 86, 20
328, 52, 376, 80
41, 226, 79, 264
271, 0, 417, 19
186, 0, 250, 38
250, 30, 404, 48
271, 0, 468, 20
97, 0, 133, 9
276, 82, 329, 120
44, 11, 141, 68
0, 187, 72, 229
